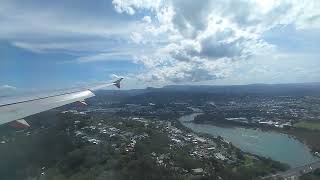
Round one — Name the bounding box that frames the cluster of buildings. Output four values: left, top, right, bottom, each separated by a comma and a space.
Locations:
66, 114, 242, 177
195, 96, 320, 129
61, 110, 86, 115
150, 120, 240, 169
72, 117, 150, 153
256, 119, 292, 128
223, 116, 293, 128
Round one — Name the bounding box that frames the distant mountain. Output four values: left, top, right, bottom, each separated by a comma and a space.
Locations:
162, 82, 320, 96
95, 82, 320, 104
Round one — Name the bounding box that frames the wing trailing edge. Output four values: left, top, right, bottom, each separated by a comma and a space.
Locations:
0, 78, 124, 126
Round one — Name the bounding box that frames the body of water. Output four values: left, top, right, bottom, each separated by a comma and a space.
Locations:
179, 113, 319, 168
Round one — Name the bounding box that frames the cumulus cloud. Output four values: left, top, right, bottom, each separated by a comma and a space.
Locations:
0, 85, 16, 91
112, 0, 162, 15
2, 0, 319, 86
112, 0, 320, 83
136, 58, 231, 83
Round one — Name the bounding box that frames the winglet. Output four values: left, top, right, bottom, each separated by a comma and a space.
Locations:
113, 78, 123, 89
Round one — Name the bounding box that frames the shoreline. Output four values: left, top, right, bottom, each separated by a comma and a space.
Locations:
178, 113, 320, 168
192, 117, 320, 154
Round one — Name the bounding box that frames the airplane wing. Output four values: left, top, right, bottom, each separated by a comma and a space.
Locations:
0, 78, 123, 127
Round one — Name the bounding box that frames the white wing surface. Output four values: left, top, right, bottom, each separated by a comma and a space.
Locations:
0, 78, 123, 126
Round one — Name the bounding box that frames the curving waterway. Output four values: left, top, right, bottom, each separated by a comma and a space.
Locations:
179, 113, 319, 168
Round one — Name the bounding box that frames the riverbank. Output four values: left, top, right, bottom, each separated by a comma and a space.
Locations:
279, 128, 320, 153
194, 113, 320, 154
179, 113, 319, 168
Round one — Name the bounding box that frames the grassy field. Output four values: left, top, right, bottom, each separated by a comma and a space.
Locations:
243, 155, 254, 167
293, 121, 320, 131
291, 121, 320, 151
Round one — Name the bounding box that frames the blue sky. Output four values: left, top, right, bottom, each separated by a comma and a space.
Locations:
1, 0, 320, 93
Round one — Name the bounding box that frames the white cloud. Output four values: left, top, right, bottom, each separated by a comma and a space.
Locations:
0, 0, 138, 58
0, 85, 16, 91
0, 85, 17, 96
142, 16, 152, 23
112, 0, 320, 84
0, 12, 132, 41
294, 1, 320, 30
133, 55, 232, 83
112, 0, 162, 15
1, 0, 320, 87
75, 52, 133, 63
12, 41, 124, 53
0, 84, 18, 98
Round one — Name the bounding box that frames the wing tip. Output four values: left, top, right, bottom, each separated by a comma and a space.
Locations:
113, 78, 124, 89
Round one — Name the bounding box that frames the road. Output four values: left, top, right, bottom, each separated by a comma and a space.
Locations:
265, 160, 320, 180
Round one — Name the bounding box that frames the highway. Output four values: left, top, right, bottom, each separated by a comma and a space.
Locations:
264, 160, 320, 180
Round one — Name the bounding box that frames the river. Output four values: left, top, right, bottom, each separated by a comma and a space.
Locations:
179, 113, 319, 168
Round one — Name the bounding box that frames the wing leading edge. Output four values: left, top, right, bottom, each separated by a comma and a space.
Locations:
0, 78, 123, 126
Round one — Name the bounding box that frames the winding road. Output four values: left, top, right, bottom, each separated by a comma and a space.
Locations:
265, 160, 320, 180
